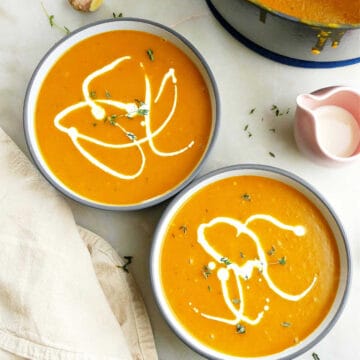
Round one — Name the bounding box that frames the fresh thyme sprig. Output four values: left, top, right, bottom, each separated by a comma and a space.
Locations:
41, 2, 70, 35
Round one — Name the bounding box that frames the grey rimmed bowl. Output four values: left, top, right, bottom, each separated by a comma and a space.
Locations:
150, 164, 351, 360
23, 18, 219, 211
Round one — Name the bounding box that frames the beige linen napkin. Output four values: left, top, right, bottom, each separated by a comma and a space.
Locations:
0, 127, 158, 360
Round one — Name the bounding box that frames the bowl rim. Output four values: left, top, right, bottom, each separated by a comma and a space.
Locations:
23, 17, 220, 211
150, 163, 352, 360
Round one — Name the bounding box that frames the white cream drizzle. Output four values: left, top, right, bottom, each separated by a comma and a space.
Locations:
53, 56, 195, 180
194, 214, 317, 327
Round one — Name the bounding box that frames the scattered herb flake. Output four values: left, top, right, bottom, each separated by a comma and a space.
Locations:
113, 12, 123, 18
116, 256, 133, 273
137, 107, 149, 116
202, 265, 212, 279
90, 90, 97, 99
244, 124, 249, 131
278, 256, 287, 265
126, 99, 149, 117
249, 108, 256, 114
135, 99, 145, 106
92, 122, 97, 127
207, 285, 212, 292
241, 193, 251, 201
312, 353, 320, 360
239, 252, 245, 258
126, 132, 137, 142
146, 48, 155, 61
179, 225, 188, 234
105, 90, 111, 98
281, 321, 292, 327
267, 246, 276, 256
108, 114, 118, 125
220, 257, 231, 266
269, 151, 276, 158
232, 298, 241, 304
235, 323, 246, 334
49, 15, 55, 27
269, 128, 276, 133
248, 132, 252, 138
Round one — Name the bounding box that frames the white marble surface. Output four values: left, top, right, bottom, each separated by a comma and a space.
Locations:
0, 1, 359, 359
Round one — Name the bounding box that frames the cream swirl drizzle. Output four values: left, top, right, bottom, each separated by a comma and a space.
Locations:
53, 56, 195, 180
194, 215, 318, 326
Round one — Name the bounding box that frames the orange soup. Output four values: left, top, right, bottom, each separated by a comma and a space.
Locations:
252, 0, 360, 25
160, 175, 340, 357
35, 30, 212, 205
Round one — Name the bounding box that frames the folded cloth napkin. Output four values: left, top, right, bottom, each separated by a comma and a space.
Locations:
0, 127, 158, 360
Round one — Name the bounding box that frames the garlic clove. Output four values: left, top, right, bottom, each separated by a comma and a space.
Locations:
68, 0, 104, 12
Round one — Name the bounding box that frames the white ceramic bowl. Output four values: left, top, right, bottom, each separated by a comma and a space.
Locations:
23, 18, 219, 210
150, 164, 351, 360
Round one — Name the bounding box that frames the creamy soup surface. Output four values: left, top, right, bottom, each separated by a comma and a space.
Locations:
35, 30, 212, 205
252, 0, 360, 24
160, 175, 340, 357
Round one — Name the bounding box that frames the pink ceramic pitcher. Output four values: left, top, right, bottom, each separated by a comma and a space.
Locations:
294, 86, 360, 166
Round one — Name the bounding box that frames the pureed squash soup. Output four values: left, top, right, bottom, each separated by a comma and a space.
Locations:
252, 0, 360, 25
34, 29, 213, 206
159, 174, 340, 357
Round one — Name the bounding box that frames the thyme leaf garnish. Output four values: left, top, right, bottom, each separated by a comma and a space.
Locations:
278, 256, 287, 265
112, 12, 123, 18
312, 353, 320, 360
126, 132, 137, 142
235, 323, 246, 334
202, 265, 212, 279
267, 246, 276, 256
179, 225, 188, 234
281, 321, 292, 327
220, 257, 231, 266
125, 99, 149, 118
232, 298, 241, 304
269, 151, 276, 158
146, 48, 155, 61
249, 108, 256, 114
106, 114, 118, 125
241, 193, 251, 201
